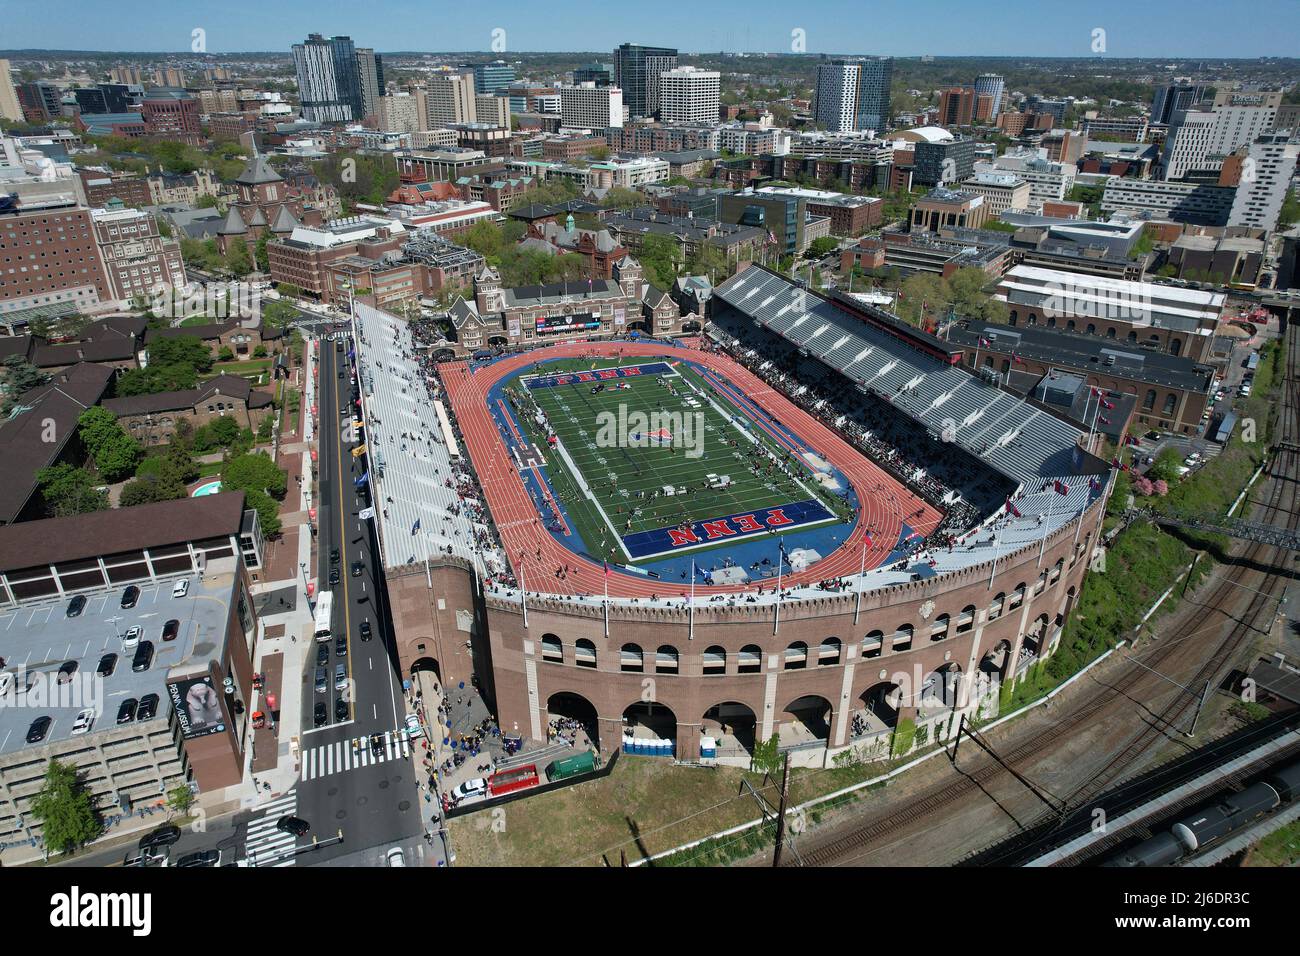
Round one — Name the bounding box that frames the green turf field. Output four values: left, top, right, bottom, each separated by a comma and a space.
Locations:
508, 358, 845, 564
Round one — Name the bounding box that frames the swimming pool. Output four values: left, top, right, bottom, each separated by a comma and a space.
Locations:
191, 480, 223, 497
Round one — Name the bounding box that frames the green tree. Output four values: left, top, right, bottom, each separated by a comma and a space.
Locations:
276, 282, 303, 300
750, 733, 782, 776
261, 299, 298, 331
115, 362, 199, 397
638, 233, 683, 289
166, 784, 196, 817
895, 272, 948, 327
119, 475, 184, 507
195, 194, 219, 209
77, 407, 141, 482
225, 241, 253, 277
598, 187, 645, 212
1, 355, 50, 414
254, 233, 270, 273
35, 463, 109, 517
224, 451, 287, 500
29, 759, 102, 855
150, 335, 214, 374
806, 236, 840, 259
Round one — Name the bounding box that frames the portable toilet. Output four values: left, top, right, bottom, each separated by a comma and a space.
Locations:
700, 736, 717, 759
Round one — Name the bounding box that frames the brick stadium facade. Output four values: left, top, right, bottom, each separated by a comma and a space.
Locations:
389, 510, 1093, 763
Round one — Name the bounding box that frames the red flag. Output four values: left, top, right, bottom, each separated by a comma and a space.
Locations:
1005, 497, 1022, 517
602, 560, 610, 577
1089, 476, 1102, 491
862, 530, 873, 549
979, 337, 991, 347
1013, 353, 1024, 365
1099, 416, 1111, 425
1053, 480, 1070, 495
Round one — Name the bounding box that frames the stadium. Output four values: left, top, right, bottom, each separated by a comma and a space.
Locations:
349, 262, 1112, 767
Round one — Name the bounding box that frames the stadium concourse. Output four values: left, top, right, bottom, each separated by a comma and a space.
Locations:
439, 339, 944, 600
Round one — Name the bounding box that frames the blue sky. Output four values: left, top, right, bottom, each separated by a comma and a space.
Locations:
3, 0, 1298, 57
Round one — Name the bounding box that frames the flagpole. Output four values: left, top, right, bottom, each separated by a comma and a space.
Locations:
518, 552, 528, 629
773, 545, 782, 636
1073, 479, 1093, 548
603, 567, 609, 639
853, 534, 868, 626
423, 531, 431, 590
688, 559, 695, 641
988, 526, 1002, 590
1039, 488, 1058, 566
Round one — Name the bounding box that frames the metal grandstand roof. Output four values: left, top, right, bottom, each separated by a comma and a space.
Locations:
713, 266, 1090, 487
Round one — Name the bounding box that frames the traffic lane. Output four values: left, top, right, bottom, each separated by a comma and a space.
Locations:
50, 812, 245, 869
299, 749, 424, 866
319, 340, 401, 734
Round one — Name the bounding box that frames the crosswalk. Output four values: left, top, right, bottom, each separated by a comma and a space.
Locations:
301, 729, 412, 782
243, 793, 299, 868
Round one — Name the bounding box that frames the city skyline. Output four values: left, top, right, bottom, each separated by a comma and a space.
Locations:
3, 0, 1300, 57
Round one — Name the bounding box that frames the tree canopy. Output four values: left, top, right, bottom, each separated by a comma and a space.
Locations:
29, 759, 102, 855
35, 463, 109, 518
77, 407, 142, 483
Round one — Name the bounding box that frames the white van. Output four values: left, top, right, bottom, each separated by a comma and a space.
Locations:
171, 579, 189, 599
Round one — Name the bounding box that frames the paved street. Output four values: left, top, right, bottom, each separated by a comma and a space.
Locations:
291, 332, 424, 864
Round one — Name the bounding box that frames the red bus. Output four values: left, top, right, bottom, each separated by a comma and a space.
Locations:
487, 764, 540, 797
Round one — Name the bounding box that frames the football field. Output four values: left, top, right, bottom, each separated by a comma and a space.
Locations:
510, 359, 844, 562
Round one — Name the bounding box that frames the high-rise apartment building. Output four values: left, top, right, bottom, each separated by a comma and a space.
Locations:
1151, 81, 1206, 125
658, 67, 720, 125
1227, 131, 1300, 232
292, 33, 362, 123
938, 87, 975, 127
1162, 90, 1281, 180
90, 205, 186, 304
974, 73, 1005, 119
474, 95, 510, 128
560, 83, 624, 130
377, 93, 424, 134
574, 62, 615, 86
613, 43, 677, 119
356, 48, 385, 121
470, 61, 515, 96
426, 72, 477, 127
0, 202, 112, 322
812, 57, 892, 133
0, 60, 21, 123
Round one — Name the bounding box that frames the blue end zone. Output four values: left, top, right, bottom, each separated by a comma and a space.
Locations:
524, 362, 673, 390
621, 499, 837, 561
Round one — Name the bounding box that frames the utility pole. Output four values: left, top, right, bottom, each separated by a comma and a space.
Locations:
772, 752, 792, 867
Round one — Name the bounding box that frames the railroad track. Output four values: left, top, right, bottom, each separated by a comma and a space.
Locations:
787, 325, 1300, 868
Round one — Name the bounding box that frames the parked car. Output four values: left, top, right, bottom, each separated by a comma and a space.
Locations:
335, 633, 347, 657
120, 585, 140, 609
334, 663, 348, 691
386, 847, 406, 867
123, 625, 142, 649
334, 697, 349, 721
26, 716, 52, 743
328, 568, 340, 586
136, 694, 159, 721
71, 708, 95, 735
139, 824, 181, 849
405, 714, 423, 739
162, 619, 180, 642
57, 660, 78, 684
96, 653, 117, 677
329, 548, 340, 564
131, 640, 154, 673
117, 698, 138, 724
66, 594, 86, 618
176, 849, 220, 868
171, 579, 189, 599
314, 702, 328, 727
452, 778, 487, 802
315, 667, 327, 694
276, 816, 310, 837
316, 644, 329, 667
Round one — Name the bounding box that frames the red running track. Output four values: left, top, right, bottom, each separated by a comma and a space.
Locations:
439, 340, 943, 600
